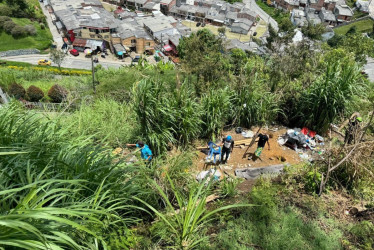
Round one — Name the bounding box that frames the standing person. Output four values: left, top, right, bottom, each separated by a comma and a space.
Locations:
340, 112, 362, 144
126, 141, 153, 162
252, 133, 271, 160
221, 135, 234, 164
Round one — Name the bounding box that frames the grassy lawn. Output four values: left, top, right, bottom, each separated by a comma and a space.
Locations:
182, 20, 252, 42
256, 0, 289, 23
0, 18, 52, 51
334, 18, 374, 35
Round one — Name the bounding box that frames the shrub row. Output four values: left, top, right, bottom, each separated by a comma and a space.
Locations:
6, 65, 91, 76
0, 16, 37, 38
7, 83, 68, 103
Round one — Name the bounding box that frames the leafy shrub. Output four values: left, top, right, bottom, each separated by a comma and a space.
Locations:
219, 177, 240, 198
350, 221, 374, 248
24, 24, 36, 35
3, 20, 16, 33
0, 16, 11, 28
295, 58, 366, 133
0, 6, 12, 16
10, 25, 27, 38
47, 84, 68, 103
40, 22, 45, 29
26, 85, 44, 102
305, 170, 322, 194
8, 82, 25, 99
201, 88, 232, 139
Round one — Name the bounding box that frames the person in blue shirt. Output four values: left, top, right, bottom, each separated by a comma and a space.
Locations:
127, 141, 153, 162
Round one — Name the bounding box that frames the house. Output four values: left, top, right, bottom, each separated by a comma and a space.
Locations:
323, 0, 337, 11
355, 0, 369, 13
160, 0, 176, 15
319, 7, 337, 26
54, 6, 118, 43
116, 20, 155, 53
334, 5, 353, 22
226, 39, 266, 55
143, 2, 159, 12
115, 9, 137, 19
139, 15, 176, 40
206, 7, 225, 25
305, 7, 322, 24
124, 0, 150, 10
230, 19, 253, 34
308, 0, 325, 11
274, 0, 301, 11
291, 8, 307, 27
225, 11, 237, 25
237, 8, 257, 22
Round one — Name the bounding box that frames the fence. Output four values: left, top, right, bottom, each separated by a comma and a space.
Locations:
332, 15, 373, 30
0, 49, 41, 58
22, 101, 79, 112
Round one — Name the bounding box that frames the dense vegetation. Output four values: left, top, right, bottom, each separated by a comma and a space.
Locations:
0, 0, 52, 51
1, 26, 374, 249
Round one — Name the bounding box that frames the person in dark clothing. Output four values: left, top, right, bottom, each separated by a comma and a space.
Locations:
253, 133, 270, 159
221, 135, 234, 164
342, 113, 362, 144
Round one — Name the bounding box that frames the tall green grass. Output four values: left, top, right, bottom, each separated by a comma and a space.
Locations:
295, 59, 366, 133
64, 98, 138, 147
0, 104, 154, 249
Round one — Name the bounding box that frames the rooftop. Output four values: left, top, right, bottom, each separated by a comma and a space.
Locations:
55, 6, 119, 30
335, 5, 353, 16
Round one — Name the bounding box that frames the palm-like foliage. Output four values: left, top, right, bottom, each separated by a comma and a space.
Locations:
137, 175, 253, 249
296, 59, 366, 133
0, 104, 152, 249
201, 88, 232, 139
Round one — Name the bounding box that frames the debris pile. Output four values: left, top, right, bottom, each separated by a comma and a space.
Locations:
277, 127, 325, 161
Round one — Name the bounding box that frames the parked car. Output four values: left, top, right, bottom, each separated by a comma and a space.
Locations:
196, 22, 201, 27
70, 49, 79, 56
132, 55, 141, 63
38, 59, 51, 66
201, 23, 206, 27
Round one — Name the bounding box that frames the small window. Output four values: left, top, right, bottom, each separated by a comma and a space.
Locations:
146, 42, 151, 46
131, 39, 136, 43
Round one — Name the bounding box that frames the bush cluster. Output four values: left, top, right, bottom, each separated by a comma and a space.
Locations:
0, 16, 37, 38
47, 84, 68, 103
26, 85, 44, 102
7, 82, 25, 99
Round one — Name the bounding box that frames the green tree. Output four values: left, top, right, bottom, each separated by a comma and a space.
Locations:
279, 16, 294, 33
301, 22, 326, 40
177, 29, 228, 90
49, 49, 66, 70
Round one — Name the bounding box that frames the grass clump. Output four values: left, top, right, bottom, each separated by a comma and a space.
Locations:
212, 180, 343, 249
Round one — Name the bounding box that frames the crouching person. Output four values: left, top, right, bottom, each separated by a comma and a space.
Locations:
127, 140, 153, 163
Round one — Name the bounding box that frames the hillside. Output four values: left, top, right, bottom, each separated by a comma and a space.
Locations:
0, 27, 374, 249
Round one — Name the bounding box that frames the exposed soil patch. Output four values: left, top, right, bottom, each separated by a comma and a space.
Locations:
194, 126, 303, 176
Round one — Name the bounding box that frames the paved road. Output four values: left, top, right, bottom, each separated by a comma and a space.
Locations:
364, 57, 374, 82
2, 54, 129, 70
243, 0, 279, 31
39, 1, 63, 48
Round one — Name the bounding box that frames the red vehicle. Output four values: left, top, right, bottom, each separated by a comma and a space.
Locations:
70, 49, 79, 56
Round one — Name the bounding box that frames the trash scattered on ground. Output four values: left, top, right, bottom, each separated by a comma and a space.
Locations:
235, 127, 243, 134
277, 127, 325, 161
241, 131, 254, 138
196, 168, 223, 182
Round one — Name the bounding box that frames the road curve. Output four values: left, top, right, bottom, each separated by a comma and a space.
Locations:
1, 54, 128, 70
243, 0, 279, 31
